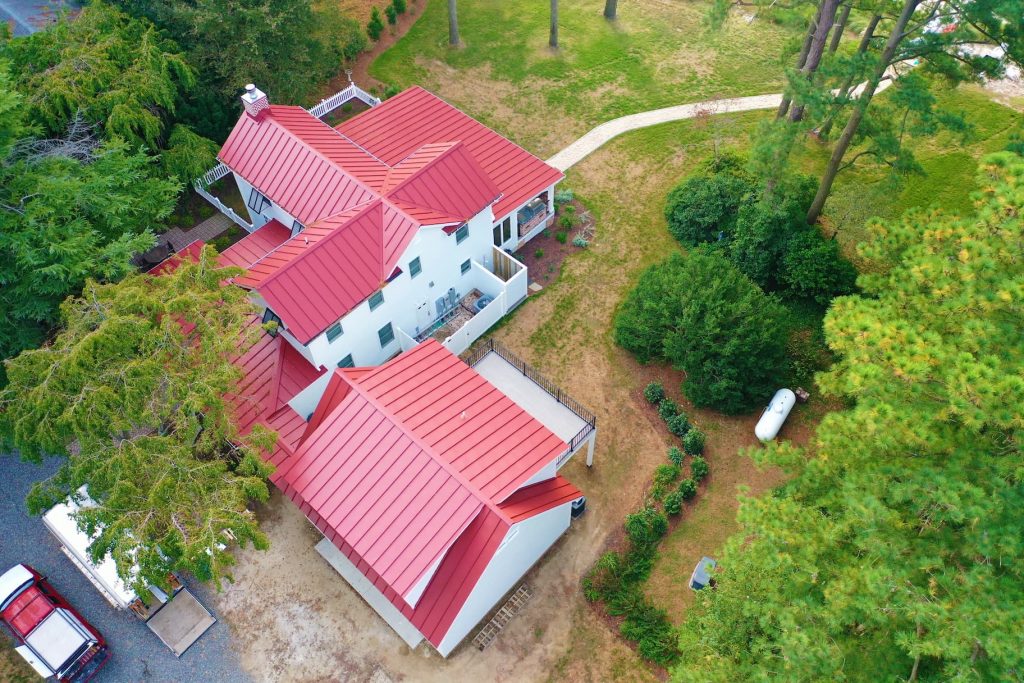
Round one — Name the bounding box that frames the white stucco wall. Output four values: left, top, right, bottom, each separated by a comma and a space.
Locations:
233, 173, 300, 232
520, 459, 557, 488
436, 501, 572, 656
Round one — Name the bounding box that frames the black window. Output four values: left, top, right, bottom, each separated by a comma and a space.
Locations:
502, 217, 512, 243
262, 308, 283, 336
492, 223, 502, 246
337, 354, 355, 368
368, 291, 384, 311
455, 224, 469, 244
326, 322, 343, 343
247, 188, 272, 214
291, 219, 304, 237
460, 259, 471, 275
409, 257, 422, 278
378, 323, 395, 348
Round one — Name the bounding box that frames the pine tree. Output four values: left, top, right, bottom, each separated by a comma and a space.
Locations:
1, 246, 275, 591
672, 152, 1024, 681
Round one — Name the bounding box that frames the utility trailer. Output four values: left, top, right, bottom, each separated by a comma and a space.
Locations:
42, 494, 216, 658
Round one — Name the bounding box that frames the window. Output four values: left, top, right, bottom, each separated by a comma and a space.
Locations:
378, 323, 395, 348
325, 322, 343, 343
460, 259, 471, 275
493, 217, 511, 246
291, 220, 304, 237
455, 224, 469, 244
368, 291, 384, 311
337, 354, 355, 368
409, 257, 422, 278
262, 308, 283, 336
247, 188, 271, 214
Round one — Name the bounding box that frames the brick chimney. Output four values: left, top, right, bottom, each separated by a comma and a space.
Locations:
241, 84, 269, 117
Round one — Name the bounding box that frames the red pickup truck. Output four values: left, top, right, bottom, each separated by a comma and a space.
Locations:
0, 564, 110, 682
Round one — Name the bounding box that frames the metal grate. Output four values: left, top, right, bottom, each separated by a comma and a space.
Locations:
472, 584, 533, 651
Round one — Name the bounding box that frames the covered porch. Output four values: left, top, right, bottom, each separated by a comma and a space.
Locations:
466, 339, 597, 468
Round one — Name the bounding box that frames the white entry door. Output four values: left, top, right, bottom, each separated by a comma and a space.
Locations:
415, 300, 432, 333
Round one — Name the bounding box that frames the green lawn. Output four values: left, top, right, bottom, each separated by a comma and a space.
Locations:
371, 0, 796, 153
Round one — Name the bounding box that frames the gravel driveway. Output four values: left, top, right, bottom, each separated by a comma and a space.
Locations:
0, 453, 251, 683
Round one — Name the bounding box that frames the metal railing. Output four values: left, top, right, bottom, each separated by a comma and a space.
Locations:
196, 162, 232, 189
307, 83, 381, 118
467, 338, 597, 456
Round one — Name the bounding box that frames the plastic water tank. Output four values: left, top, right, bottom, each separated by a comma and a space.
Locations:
754, 389, 796, 442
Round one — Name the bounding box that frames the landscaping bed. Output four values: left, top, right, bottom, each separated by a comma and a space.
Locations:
514, 195, 594, 287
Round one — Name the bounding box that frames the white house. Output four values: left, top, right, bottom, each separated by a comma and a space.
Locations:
213, 84, 563, 373
238, 338, 595, 656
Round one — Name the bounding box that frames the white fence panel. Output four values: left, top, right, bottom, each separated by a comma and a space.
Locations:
443, 292, 505, 356
397, 326, 419, 353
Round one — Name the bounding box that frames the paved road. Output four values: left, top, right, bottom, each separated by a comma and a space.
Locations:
0, 0, 78, 36
0, 453, 251, 683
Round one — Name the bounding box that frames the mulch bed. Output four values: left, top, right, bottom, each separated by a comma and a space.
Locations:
514, 198, 595, 287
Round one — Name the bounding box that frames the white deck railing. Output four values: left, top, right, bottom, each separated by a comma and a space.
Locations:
193, 184, 254, 232
307, 83, 381, 118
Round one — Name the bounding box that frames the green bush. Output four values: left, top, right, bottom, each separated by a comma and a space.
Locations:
562, 204, 576, 215
643, 381, 665, 404
366, 7, 384, 40
559, 214, 574, 229
664, 174, 754, 246
556, 230, 568, 244
572, 236, 589, 248
678, 478, 697, 500
691, 456, 709, 481
659, 249, 788, 413
554, 189, 575, 204
384, 4, 397, 24
780, 230, 858, 305
654, 464, 681, 489
658, 398, 678, 422
613, 254, 688, 363
620, 602, 680, 666
668, 446, 685, 466
534, 248, 544, 259
582, 551, 623, 602
728, 202, 793, 290
664, 491, 684, 515
625, 507, 669, 547
667, 412, 690, 437
392, 0, 407, 13
683, 429, 705, 455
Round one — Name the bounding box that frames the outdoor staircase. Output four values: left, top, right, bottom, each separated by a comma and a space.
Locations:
471, 584, 533, 651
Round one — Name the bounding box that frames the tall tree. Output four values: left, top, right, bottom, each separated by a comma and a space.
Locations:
786, 0, 841, 122
604, 0, 618, 19
672, 151, 1024, 681
1, 247, 274, 591
550, 0, 559, 48
0, 68, 179, 366
448, 0, 460, 46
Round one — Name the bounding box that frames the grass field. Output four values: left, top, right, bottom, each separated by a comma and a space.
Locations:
371, 0, 796, 154
0, 641, 36, 683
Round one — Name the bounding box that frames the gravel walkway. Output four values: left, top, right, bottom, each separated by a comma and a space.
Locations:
0, 453, 250, 683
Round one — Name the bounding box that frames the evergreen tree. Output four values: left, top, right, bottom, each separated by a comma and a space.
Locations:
1, 247, 274, 591
672, 152, 1024, 681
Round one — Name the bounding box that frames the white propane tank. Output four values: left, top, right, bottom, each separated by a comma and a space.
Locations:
754, 389, 796, 442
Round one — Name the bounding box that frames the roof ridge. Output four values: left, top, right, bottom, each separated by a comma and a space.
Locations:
384, 140, 463, 196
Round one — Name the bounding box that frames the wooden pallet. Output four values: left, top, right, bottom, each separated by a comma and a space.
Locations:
472, 584, 533, 651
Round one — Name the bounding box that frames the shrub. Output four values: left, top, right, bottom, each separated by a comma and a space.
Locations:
678, 478, 697, 500
534, 248, 544, 259
366, 7, 384, 39
559, 214, 575, 229
625, 507, 669, 547
613, 254, 688, 364
654, 464, 681, 489
620, 602, 680, 666
554, 188, 575, 204
683, 429, 705, 455
664, 173, 754, 246
384, 4, 397, 24
392, 0, 407, 13
562, 204, 576, 215
658, 398, 678, 422
643, 381, 665, 404
668, 446, 685, 466
556, 230, 568, 244
664, 491, 684, 515
572, 236, 589, 248
781, 230, 858, 305
728, 202, 794, 290
582, 551, 623, 602
691, 456, 709, 482
660, 249, 788, 413
667, 412, 690, 437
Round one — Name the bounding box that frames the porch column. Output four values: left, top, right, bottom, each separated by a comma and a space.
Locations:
586, 431, 596, 467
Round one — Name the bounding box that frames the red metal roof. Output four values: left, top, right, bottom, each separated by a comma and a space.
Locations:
337, 87, 563, 220
268, 340, 568, 608
219, 220, 292, 270
147, 240, 206, 275
228, 315, 325, 439
498, 475, 582, 523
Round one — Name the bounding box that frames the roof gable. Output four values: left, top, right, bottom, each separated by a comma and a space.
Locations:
219, 219, 292, 270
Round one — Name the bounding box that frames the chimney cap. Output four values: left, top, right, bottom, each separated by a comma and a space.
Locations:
245, 83, 256, 93
241, 84, 269, 117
